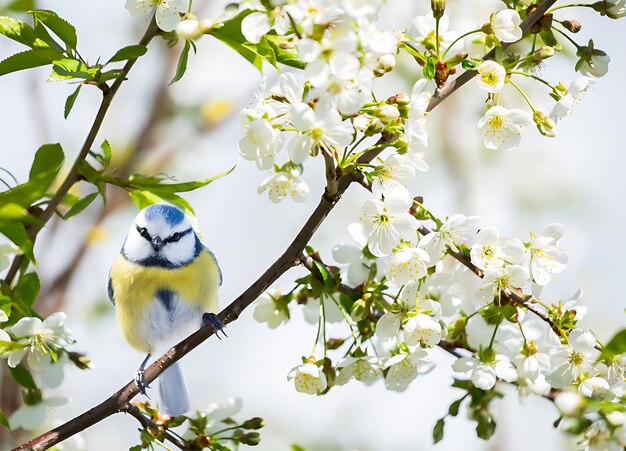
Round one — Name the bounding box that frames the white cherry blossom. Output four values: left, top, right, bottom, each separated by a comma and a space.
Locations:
257, 170, 309, 203
383, 349, 433, 391
253, 292, 289, 328
550, 77, 596, 123
452, 354, 518, 390
287, 362, 327, 394
529, 223, 568, 286
125, 0, 189, 32
9, 396, 68, 430
332, 223, 374, 286
288, 102, 353, 163
547, 328, 598, 388
470, 227, 525, 271
384, 247, 430, 285
335, 356, 381, 385
360, 187, 419, 257
410, 14, 463, 55
419, 214, 480, 263
476, 60, 507, 93
298, 32, 360, 87
403, 313, 442, 347
579, 52, 610, 78
239, 117, 284, 170
477, 105, 533, 151
371, 154, 415, 197
473, 265, 530, 306
491, 9, 522, 43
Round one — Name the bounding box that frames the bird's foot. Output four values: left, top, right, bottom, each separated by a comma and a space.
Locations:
135, 369, 151, 397
202, 312, 227, 339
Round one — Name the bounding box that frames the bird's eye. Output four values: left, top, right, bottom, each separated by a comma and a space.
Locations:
137, 227, 151, 240
169, 232, 181, 243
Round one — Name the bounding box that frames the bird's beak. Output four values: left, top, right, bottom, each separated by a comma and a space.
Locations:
151, 236, 164, 252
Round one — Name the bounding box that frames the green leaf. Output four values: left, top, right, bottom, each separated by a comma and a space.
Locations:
0, 340, 27, 354
64, 84, 81, 119
0, 16, 42, 47
100, 139, 112, 166
476, 416, 496, 440
599, 328, 626, 362
108, 44, 147, 63
129, 166, 235, 194
29, 9, 77, 50
433, 418, 445, 443
29, 143, 64, 193
9, 364, 37, 389
170, 40, 191, 85
0, 408, 9, 430
129, 190, 195, 216
264, 35, 305, 69
14, 272, 40, 307
0, 203, 38, 224
62, 192, 98, 220
0, 47, 62, 77
50, 58, 97, 81
209, 10, 278, 72
423, 57, 435, 79
0, 222, 33, 262
4, 0, 35, 13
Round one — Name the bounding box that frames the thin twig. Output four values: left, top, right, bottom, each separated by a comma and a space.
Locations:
122, 404, 190, 450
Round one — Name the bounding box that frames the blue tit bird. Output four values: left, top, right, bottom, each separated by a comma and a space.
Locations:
108, 204, 225, 416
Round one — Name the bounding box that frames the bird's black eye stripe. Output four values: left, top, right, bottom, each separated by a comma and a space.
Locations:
164, 228, 192, 244
136, 225, 151, 241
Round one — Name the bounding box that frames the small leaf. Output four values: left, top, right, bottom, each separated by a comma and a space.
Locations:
129, 190, 195, 216
433, 418, 445, 443
108, 44, 147, 63
0, 222, 34, 262
423, 57, 435, 79
9, 364, 37, 389
29, 143, 64, 192
100, 139, 112, 166
599, 328, 626, 362
0, 409, 9, 430
63, 192, 98, 219
14, 272, 40, 307
64, 84, 81, 119
130, 166, 235, 194
0, 16, 41, 47
0, 47, 62, 77
170, 40, 191, 85
29, 9, 77, 50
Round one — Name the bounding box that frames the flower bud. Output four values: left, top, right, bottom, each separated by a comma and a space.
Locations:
431, 0, 446, 19
375, 104, 400, 123
351, 298, 369, 322
560, 19, 581, 33
241, 417, 265, 430
176, 19, 203, 40
352, 115, 370, 132
238, 432, 261, 446
533, 111, 557, 137
533, 46, 555, 60
374, 54, 396, 77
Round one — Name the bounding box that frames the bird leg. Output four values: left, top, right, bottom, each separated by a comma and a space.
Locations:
202, 312, 227, 339
135, 353, 152, 397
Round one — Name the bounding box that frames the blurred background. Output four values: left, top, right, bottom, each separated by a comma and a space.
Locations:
0, 0, 625, 449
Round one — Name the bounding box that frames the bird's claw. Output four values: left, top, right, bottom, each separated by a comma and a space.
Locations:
135, 369, 151, 398
202, 312, 227, 339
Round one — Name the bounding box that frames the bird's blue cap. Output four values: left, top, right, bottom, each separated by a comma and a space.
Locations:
144, 204, 185, 226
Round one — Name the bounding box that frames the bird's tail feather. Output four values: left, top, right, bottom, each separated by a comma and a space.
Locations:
158, 362, 190, 416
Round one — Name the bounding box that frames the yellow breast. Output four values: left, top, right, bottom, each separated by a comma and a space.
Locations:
110, 250, 220, 352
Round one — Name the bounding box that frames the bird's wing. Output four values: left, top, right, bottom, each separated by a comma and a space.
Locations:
203, 246, 223, 286
107, 275, 115, 305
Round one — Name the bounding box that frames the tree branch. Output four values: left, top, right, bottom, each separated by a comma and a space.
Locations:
13, 3, 556, 448
122, 404, 190, 450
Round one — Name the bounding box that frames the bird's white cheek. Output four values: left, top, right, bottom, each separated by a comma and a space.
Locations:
123, 233, 153, 261
162, 235, 196, 265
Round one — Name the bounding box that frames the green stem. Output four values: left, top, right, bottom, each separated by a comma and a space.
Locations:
510, 71, 557, 92
442, 28, 482, 60
435, 17, 441, 57
321, 294, 328, 358
506, 78, 537, 113
330, 294, 360, 344
553, 26, 582, 49
488, 314, 503, 350
549, 3, 597, 12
